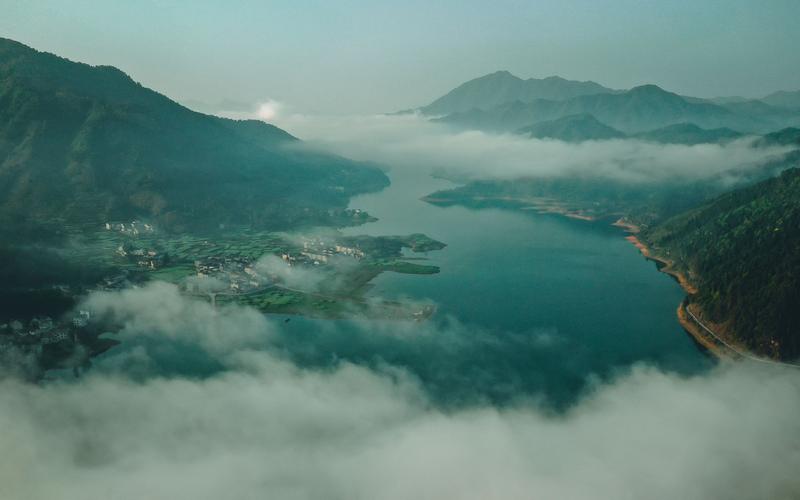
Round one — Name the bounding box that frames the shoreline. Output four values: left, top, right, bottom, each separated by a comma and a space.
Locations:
614, 220, 733, 358
422, 194, 599, 221
676, 301, 734, 359
622, 233, 698, 295
617, 218, 799, 366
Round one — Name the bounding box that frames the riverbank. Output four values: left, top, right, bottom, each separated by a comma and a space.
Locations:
619, 221, 800, 365
675, 300, 745, 359
622, 233, 698, 295
421, 194, 600, 221
613, 221, 734, 358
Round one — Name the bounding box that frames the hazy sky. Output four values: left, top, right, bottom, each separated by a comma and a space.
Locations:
2, 0, 799, 113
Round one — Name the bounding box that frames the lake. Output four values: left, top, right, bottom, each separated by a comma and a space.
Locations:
275, 167, 713, 409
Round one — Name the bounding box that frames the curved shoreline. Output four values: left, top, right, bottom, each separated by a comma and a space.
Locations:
617, 219, 800, 366
615, 221, 731, 358
621, 233, 698, 295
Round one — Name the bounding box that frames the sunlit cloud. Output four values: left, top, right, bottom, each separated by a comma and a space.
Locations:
256, 99, 282, 121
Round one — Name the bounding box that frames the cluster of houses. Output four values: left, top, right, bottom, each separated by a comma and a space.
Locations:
192, 257, 265, 294
280, 237, 366, 266
0, 310, 92, 350
104, 220, 155, 236
116, 243, 167, 269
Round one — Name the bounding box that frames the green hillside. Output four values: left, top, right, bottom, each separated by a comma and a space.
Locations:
632, 123, 743, 145
643, 168, 800, 359
516, 113, 626, 142
0, 38, 388, 234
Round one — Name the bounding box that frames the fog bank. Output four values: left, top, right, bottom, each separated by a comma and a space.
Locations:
1, 284, 798, 500
262, 112, 794, 184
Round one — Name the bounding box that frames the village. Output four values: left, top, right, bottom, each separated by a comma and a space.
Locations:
189, 236, 369, 296
93, 221, 443, 319
0, 309, 119, 379
0, 310, 92, 349
0, 225, 444, 379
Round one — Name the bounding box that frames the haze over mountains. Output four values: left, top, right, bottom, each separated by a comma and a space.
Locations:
419, 71, 800, 139
761, 90, 800, 110
419, 71, 618, 115
417, 71, 800, 362
0, 38, 387, 234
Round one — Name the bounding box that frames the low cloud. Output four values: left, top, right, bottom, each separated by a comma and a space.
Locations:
213, 98, 287, 122
254, 254, 326, 292
83, 282, 271, 357
1, 284, 799, 499
256, 99, 283, 121
267, 112, 794, 184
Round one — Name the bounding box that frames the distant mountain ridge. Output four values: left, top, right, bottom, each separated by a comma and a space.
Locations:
631, 123, 743, 145
434, 84, 800, 134
419, 71, 617, 116
420, 72, 800, 135
0, 37, 388, 233
516, 113, 626, 142
514, 115, 746, 145
761, 90, 800, 110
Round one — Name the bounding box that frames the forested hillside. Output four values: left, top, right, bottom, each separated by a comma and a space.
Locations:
644, 168, 800, 359
0, 38, 388, 235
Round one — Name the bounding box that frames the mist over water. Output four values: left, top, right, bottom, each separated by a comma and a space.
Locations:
2, 169, 799, 499
271, 166, 712, 408
3, 3, 800, 496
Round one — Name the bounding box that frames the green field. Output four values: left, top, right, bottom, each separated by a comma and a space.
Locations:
57, 225, 445, 320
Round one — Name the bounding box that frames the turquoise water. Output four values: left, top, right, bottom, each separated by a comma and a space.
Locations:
276, 168, 713, 408
97, 167, 712, 407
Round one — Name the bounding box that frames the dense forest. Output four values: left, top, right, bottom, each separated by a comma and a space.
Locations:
0, 38, 388, 234
644, 167, 800, 359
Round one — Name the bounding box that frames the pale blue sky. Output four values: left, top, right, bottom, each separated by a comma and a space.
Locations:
2, 0, 799, 113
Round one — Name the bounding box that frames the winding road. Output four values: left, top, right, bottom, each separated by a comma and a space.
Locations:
684, 304, 800, 369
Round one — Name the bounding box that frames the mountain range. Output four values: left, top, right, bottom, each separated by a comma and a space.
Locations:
761, 90, 800, 110
420, 72, 800, 137
516, 115, 745, 144
419, 71, 616, 116
516, 113, 626, 141
0, 38, 388, 235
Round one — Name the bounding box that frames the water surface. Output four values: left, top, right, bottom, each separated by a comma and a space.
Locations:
277, 168, 713, 408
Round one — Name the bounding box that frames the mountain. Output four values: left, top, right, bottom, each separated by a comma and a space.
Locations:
632, 123, 743, 145
436, 84, 800, 134
643, 167, 800, 360
181, 98, 254, 114
516, 113, 625, 142
517, 117, 747, 145
419, 71, 616, 115
0, 38, 388, 234
755, 127, 800, 147
761, 90, 800, 110
708, 96, 751, 105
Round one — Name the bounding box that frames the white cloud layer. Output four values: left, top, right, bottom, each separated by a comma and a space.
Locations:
269, 113, 794, 184
1, 283, 799, 500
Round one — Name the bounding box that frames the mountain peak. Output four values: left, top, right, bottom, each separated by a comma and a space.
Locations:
516, 113, 626, 142
419, 72, 615, 115
629, 84, 669, 95
480, 70, 520, 81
